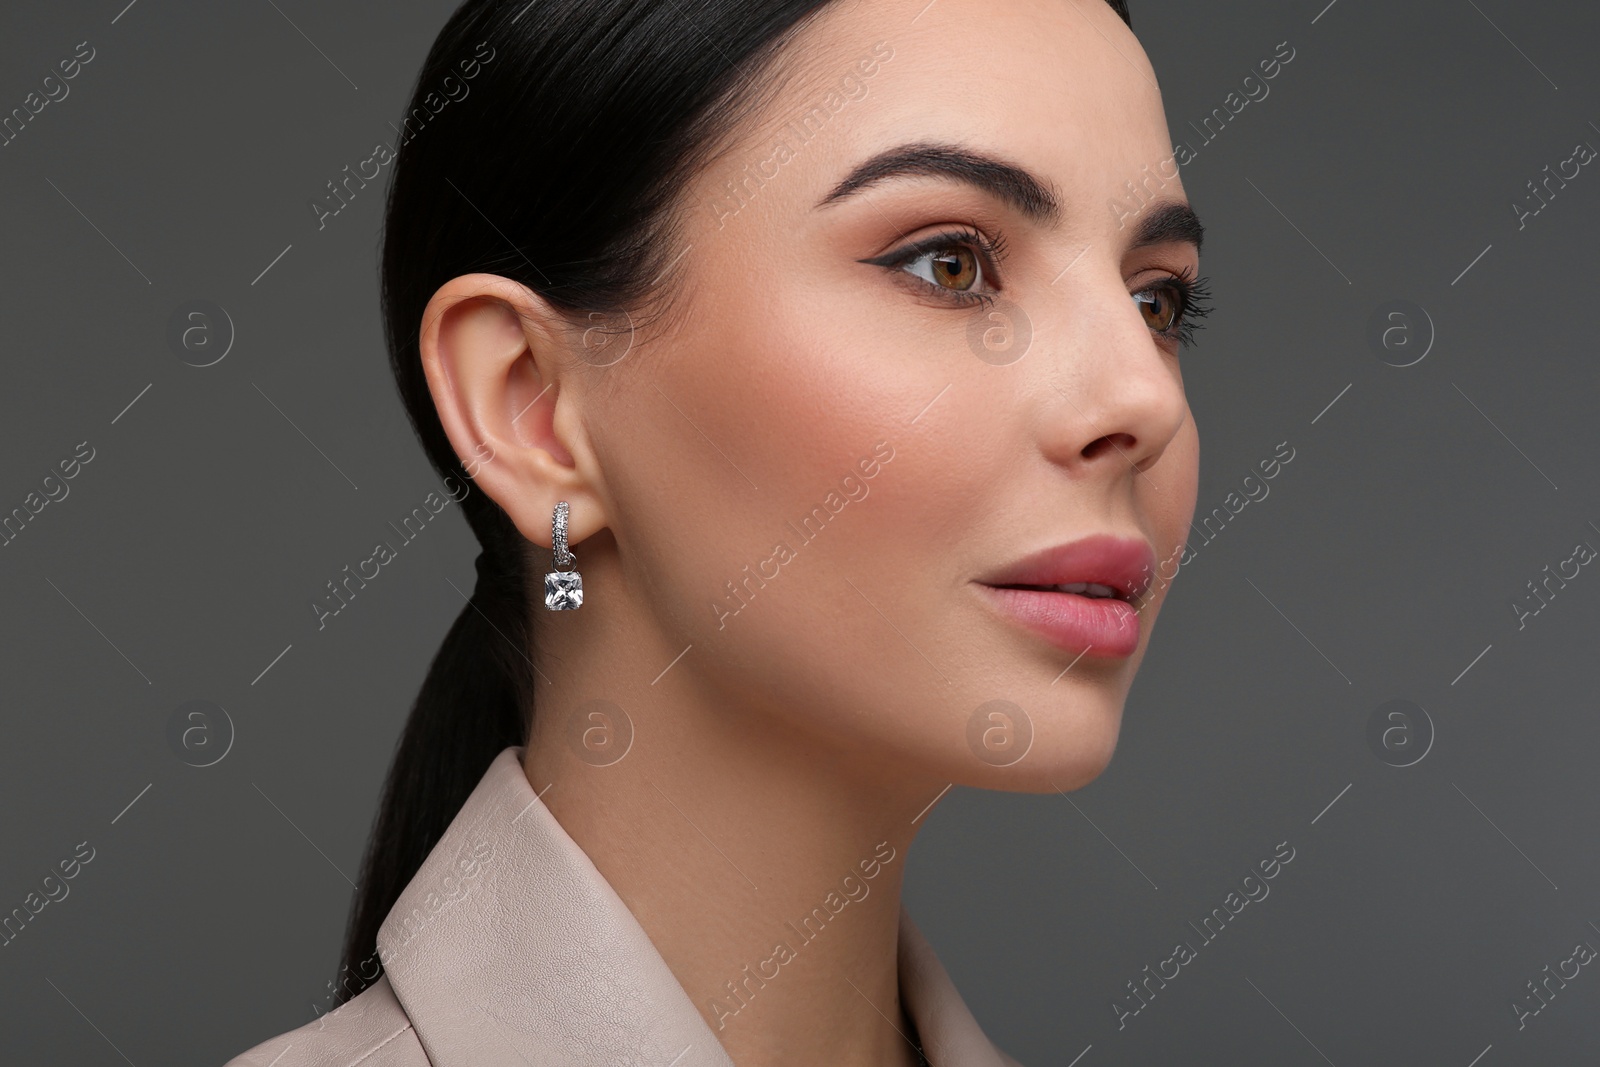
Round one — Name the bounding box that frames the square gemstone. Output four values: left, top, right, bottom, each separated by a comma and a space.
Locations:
544, 570, 583, 610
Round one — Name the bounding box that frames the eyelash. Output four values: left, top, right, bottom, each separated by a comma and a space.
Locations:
870, 228, 1215, 349
1139, 264, 1215, 349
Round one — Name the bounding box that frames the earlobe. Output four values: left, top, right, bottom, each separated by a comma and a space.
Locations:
418, 273, 607, 554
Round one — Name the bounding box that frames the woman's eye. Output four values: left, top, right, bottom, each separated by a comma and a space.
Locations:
1133, 285, 1182, 333
1131, 272, 1213, 349
862, 229, 1005, 306
903, 243, 982, 292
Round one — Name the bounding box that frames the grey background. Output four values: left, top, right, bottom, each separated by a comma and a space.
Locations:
1, 0, 1595, 1063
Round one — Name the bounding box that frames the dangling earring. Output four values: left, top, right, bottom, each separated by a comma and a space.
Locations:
543, 500, 583, 610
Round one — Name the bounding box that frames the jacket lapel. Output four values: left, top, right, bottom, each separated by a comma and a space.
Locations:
376, 747, 1020, 1066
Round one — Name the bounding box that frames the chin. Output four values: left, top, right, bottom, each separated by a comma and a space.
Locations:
987, 748, 1120, 796
955, 697, 1126, 795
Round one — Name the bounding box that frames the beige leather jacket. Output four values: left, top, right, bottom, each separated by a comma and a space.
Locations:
223, 747, 1024, 1066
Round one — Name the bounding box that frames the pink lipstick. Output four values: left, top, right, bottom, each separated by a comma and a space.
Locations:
974, 534, 1157, 659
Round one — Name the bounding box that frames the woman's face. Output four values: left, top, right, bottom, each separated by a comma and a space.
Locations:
552, 0, 1200, 793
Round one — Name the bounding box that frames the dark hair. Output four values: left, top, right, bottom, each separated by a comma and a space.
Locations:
338, 0, 1134, 1003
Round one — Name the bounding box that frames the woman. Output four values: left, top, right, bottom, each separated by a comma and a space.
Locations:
226, 0, 1206, 1061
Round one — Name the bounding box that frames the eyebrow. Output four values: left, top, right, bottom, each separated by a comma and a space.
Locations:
815, 140, 1204, 253
1131, 199, 1205, 253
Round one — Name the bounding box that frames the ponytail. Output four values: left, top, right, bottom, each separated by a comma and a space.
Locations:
336, 520, 532, 1003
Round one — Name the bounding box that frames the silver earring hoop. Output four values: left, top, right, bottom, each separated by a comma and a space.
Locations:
543, 501, 583, 610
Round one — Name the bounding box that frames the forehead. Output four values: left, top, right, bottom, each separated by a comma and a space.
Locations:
724, 0, 1181, 213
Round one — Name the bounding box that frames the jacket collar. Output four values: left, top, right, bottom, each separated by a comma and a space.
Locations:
375, 747, 1017, 1066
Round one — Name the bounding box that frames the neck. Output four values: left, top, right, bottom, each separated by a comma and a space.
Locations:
523, 559, 942, 1066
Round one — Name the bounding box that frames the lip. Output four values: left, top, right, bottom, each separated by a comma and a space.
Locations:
974, 534, 1157, 659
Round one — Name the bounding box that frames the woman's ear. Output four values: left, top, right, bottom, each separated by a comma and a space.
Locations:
418, 273, 607, 553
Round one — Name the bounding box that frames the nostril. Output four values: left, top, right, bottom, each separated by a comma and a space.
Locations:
1082, 432, 1138, 464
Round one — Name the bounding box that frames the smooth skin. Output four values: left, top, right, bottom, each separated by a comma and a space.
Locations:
418, 0, 1201, 1063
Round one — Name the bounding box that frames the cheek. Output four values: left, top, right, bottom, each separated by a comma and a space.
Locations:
593, 300, 917, 634
589, 286, 997, 744
1159, 415, 1201, 553
1129, 413, 1199, 626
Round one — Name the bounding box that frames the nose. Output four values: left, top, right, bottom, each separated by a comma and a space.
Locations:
1034, 272, 1191, 478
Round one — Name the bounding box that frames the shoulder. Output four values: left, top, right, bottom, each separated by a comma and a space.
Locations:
221, 974, 428, 1066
